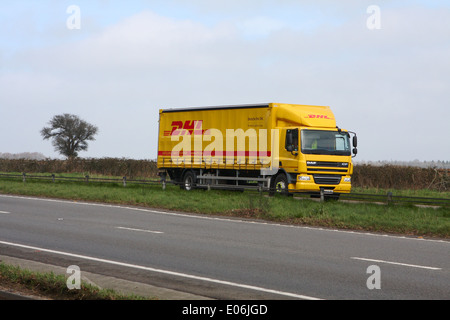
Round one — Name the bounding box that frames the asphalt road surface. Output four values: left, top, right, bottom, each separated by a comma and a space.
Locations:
0, 194, 449, 300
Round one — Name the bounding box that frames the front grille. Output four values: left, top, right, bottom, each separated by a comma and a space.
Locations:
308, 168, 348, 172
307, 161, 348, 167
313, 175, 342, 185
307, 161, 349, 173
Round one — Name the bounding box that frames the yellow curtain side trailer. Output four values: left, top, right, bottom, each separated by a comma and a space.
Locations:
157, 103, 357, 197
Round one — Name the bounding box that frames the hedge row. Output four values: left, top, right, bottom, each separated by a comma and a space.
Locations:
352, 164, 448, 192
0, 158, 158, 179
0, 158, 448, 191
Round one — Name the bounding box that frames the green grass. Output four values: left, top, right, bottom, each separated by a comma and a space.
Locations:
0, 262, 153, 300
352, 186, 449, 198
0, 176, 449, 238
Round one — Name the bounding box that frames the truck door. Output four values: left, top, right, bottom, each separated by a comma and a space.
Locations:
280, 128, 299, 174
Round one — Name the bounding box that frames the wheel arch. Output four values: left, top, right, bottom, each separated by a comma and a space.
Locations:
270, 168, 296, 187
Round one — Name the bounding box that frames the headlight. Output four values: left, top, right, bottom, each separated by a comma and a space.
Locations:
343, 177, 351, 182
298, 175, 311, 181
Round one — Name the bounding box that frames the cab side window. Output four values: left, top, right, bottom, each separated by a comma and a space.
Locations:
285, 129, 298, 152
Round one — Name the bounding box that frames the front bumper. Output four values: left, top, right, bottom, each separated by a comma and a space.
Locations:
288, 174, 352, 193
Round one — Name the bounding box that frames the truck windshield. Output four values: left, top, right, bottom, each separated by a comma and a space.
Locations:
301, 129, 351, 156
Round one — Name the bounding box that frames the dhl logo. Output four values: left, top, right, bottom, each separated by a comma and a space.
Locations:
164, 120, 207, 136
306, 114, 333, 119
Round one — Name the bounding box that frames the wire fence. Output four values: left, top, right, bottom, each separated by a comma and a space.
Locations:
338, 192, 450, 207
0, 172, 449, 207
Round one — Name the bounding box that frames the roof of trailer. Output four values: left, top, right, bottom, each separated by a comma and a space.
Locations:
160, 103, 271, 113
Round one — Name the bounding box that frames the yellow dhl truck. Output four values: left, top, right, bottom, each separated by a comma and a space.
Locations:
157, 103, 357, 197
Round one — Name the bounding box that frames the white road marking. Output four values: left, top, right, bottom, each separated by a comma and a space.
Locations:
0, 211, 11, 214
0, 240, 321, 300
116, 226, 164, 234
351, 257, 442, 270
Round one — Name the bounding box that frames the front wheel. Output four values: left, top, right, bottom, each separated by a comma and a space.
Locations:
181, 171, 196, 191
272, 173, 289, 195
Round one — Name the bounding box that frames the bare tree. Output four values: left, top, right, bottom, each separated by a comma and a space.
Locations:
40, 114, 98, 158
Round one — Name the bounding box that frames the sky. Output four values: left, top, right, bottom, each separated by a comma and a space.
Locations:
1, 0, 449, 162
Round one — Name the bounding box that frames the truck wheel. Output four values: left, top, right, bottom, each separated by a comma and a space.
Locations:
181, 171, 196, 191
273, 173, 289, 195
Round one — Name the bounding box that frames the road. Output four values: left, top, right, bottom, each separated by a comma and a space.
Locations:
0, 194, 449, 300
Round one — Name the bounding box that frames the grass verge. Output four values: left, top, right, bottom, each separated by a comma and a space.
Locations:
0, 262, 152, 300
0, 177, 449, 238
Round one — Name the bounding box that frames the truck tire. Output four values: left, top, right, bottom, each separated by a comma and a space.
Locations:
273, 173, 289, 195
181, 171, 196, 191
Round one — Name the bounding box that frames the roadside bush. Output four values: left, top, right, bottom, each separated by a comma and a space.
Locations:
0, 158, 158, 179
352, 164, 448, 191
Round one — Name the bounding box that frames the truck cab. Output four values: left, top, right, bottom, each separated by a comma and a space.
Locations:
280, 126, 357, 195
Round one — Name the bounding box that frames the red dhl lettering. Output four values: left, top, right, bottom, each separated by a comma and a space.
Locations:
164, 120, 206, 136
306, 114, 333, 119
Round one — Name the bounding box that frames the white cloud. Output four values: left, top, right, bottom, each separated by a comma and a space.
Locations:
237, 16, 286, 39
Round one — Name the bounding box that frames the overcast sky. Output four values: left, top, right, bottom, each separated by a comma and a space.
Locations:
1, 0, 449, 162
